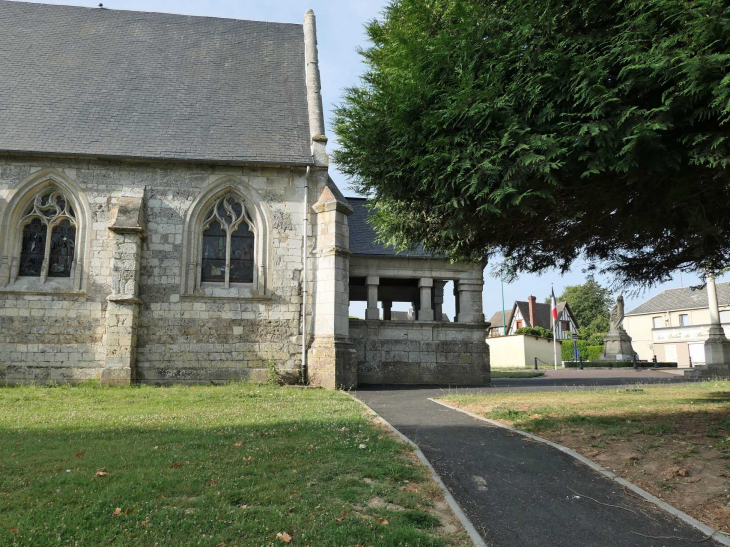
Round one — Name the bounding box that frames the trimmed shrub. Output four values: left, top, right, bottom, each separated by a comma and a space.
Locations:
586, 345, 604, 360
514, 326, 553, 339
561, 340, 604, 361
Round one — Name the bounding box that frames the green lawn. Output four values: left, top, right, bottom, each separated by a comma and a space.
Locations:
1, 383, 465, 547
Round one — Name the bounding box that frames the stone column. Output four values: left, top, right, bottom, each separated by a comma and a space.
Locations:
453, 281, 460, 322
457, 280, 485, 324
308, 184, 357, 389
382, 300, 392, 321
704, 274, 730, 366
418, 278, 434, 321
103, 196, 145, 386
365, 276, 380, 320
433, 280, 446, 321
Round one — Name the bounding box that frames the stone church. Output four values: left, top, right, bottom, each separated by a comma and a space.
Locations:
0, 1, 488, 388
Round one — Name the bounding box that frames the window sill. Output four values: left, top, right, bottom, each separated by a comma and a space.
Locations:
0, 278, 84, 297
0, 288, 86, 297
180, 293, 272, 302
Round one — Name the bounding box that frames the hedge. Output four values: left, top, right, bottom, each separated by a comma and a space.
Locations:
561, 340, 604, 361
563, 361, 678, 368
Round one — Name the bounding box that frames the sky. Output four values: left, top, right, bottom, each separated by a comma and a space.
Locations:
13, 0, 726, 320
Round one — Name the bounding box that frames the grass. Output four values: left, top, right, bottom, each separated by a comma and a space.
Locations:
489, 371, 545, 379
440, 380, 730, 533
0, 383, 466, 547
441, 381, 730, 440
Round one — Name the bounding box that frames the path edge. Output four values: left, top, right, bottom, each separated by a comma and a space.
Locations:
345, 391, 488, 547
429, 397, 730, 547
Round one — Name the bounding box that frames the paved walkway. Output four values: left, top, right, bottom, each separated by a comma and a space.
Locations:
355, 373, 720, 547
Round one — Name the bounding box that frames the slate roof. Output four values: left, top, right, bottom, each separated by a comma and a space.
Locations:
487, 310, 513, 331
626, 282, 730, 315
347, 197, 432, 258
0, 1, 313, 165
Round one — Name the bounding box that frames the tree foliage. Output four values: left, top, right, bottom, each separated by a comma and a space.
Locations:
558, 278, 612, 343
333, 0, 730, 286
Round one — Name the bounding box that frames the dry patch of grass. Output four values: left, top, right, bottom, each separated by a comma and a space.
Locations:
441, 380, 730, 534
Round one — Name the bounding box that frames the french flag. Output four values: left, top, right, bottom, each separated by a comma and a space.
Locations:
551, 287, 558, 325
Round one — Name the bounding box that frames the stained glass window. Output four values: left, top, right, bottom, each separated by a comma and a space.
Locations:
18, 187, 77, 279
201, 220, 226, 282
200, 195, 255, 286
48, 219, 76, 278
19, 218, 46, 277
230, 223, 254, 283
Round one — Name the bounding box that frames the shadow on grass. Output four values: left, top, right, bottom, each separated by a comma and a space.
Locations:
504, 408, 730, 441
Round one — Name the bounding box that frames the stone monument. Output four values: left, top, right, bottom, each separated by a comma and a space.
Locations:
601, 294, 636, 360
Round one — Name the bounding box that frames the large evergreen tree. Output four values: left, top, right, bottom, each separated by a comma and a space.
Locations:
333, 0, 730, 286
559, 279, 613, 344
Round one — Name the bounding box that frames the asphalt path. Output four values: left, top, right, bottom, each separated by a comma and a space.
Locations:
355, 371, 720, 547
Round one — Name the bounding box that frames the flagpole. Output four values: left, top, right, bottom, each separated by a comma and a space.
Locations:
552, 283, 558, 370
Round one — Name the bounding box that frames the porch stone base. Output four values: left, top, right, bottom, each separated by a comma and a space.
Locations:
307, 336, 358, 390
350, 320, 489, 385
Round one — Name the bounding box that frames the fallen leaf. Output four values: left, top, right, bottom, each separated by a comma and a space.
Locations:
341, 512, 347, 517
170, 462, 181, 468
233, 441, 244, 447
206, 480, 218, 486
8, 527, 19, 534
377, 518, 389, 525
112, 507, 122, 518
276, 531, 292, 543
75, 452, 84, 457
94, 469, 108, 478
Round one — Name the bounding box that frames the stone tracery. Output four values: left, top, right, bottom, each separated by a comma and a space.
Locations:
200, 194, 255, 285
18, 187, 77, 279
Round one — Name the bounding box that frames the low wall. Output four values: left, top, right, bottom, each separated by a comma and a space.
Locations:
487, 335, 562, 368
349, 319, 489, 385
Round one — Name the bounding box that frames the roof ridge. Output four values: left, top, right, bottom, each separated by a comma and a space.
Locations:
9, 1, 304, 26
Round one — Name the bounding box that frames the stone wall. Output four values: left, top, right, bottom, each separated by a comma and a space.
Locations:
0, 156, 314, 385
350, 319, 489, 385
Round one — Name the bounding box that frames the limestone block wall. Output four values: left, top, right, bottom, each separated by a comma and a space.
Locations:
0, 295, 105, 383
0, 156, 313, 385
350, 319, 489, 385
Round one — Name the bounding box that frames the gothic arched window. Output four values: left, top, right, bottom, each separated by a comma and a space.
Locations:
201, 195, 255, 286
19, 188, 77, 278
